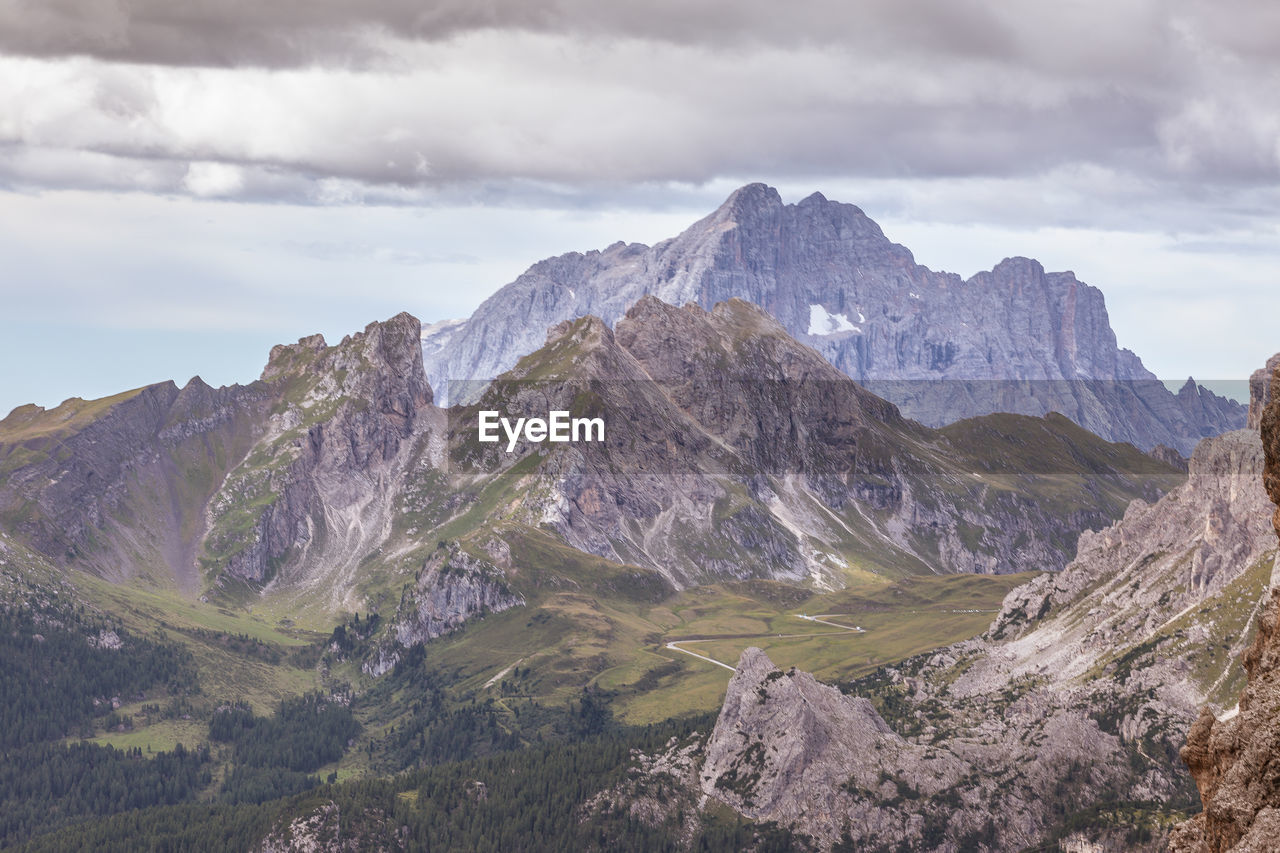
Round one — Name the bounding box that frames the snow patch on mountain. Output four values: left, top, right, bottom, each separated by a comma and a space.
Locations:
807, 304, 860, 336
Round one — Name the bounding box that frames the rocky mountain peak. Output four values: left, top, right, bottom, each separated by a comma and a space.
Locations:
985, 255, 1047, 281
718, 181, 784, 218
421, 183, 1243, 450
545, 312, 611, 347
262, 313, 431, 409
1247, 352, 1280, 430
263, 333, 328, 380
700, 647, 969, 848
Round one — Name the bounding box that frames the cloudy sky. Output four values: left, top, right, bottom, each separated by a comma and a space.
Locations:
2, 0, 1277, 416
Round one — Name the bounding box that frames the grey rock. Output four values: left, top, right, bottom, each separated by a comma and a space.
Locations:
364, 545, 523, 676
455, 296, 1182, 588
698, 648, 1132, 851
688, 426, 1276, 850
1170, 353, 1280, 852
1171, 589, 1280, 853
700, 648, 968, 849
203, 312, 440, 611
424, 184, 1243, 452
1246, 352, 1280, 430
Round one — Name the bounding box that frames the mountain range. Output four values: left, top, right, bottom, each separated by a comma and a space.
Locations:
0, 300, 1183, 623
0, 185, 1276, 851
422, 183, 1243, 454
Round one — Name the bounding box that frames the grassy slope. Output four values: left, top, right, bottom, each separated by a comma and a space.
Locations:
0, 389, 149, 443
396, 542, 1036, 726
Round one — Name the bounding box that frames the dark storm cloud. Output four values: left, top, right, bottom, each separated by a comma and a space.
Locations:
0, 0, 1276, 213
0, 0, 1207, 75
0, 0, 1022, 68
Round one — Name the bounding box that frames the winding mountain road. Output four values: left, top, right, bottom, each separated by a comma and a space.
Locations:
665, 614, 866, 672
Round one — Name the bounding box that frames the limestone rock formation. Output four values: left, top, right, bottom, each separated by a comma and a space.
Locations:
1169, 357, 1280, 852
203, 312, 440, 609
1246, 353, 1280, 430
1170, 588, 1280, 852
697, 647, 1140, 851
1150, 443, 1190, 472
684, 413, 1278, 849
454, 296, 1182, 587
0, 312, 445, 611
423, 184, 1243, 452
364, 544, 523, 676
700, 648, 968, 849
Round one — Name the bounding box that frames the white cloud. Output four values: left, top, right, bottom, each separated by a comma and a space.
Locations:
0, 6, 1273, 212
183, 161, 243, 196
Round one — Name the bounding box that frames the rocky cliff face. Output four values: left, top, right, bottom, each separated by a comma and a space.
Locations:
1170, 589, 1280, 853
364, 544, 523, 676
983, 428, 1275, 661
700, 648, 969, 849
202, 313, 441, 610
1170, 358, 1280, 852
451, 295, 1181, 588
0, 313, 446, 612
697, 647, 1143, 851
423, 184, 1243, 452
1246, 353, 1279, 430
676, 403, 1278, 849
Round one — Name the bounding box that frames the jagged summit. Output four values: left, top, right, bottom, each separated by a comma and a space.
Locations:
1247, 352, 1280, 429
719, 181, 782, 212
420, 183, 1243, 451
451, 294, 1179, 588
0, 313, 437, 605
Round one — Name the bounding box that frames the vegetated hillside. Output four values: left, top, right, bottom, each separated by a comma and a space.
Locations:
422, 183, 1242, 453
0, 524, 817, 852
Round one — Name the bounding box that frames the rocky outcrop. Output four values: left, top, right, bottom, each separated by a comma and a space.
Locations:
201, 313, 441, 608
1262, 360, 1280, 539
700, 648, 968, 849
683, 408, 1280, 849
424, 183, 1243, 452
1151, 444, 1190, 472
254, 800, 408, 852
1170, 588, 1280, 853
697, 648, 1142, 851
1246, 353, 1280, 430
456, 295, 1183, 588
1170, 358, 1280, 852
364, 545, 523, 676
